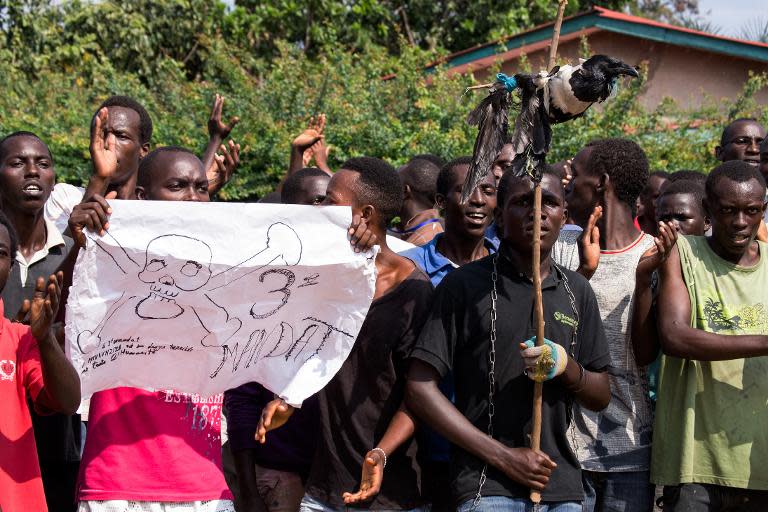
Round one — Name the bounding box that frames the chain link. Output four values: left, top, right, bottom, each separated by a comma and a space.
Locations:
470, 254, 499, 511
553, 262, 582, 455
470, 258, 581, 511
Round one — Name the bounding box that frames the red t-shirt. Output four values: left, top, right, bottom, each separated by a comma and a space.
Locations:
78, 387, 233, 502
0, 303, 48, 512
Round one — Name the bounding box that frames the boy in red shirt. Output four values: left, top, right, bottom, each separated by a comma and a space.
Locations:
0, 212, 81, 512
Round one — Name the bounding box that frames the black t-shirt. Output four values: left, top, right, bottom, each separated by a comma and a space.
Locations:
411, 250, 610, 505
305, 268, 434, 510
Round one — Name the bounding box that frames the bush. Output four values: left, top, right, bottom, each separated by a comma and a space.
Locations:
0, 1, 766, 200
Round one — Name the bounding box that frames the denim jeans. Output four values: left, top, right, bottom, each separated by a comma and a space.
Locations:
581, 471, 654, 512
457, 496, 581, 512
300, 494, 429, 512
661, 483, 768, 512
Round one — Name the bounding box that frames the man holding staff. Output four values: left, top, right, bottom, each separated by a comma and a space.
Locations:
405, 169, 610, 511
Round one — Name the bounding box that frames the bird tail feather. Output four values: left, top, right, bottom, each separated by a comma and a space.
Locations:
461, 87, 511, 203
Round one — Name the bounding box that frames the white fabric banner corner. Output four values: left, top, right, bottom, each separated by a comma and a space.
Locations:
65, 200, 377, 406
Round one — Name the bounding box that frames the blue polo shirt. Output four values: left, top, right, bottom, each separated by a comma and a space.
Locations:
400, 233, 498, 462
401, 233, 499, 288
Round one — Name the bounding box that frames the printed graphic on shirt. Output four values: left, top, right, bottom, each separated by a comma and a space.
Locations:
0, 358, 15, 381
554, 311, 578, 329
161, 390, 223, 432
161, 390, 224, 460
701, 298, 768, 333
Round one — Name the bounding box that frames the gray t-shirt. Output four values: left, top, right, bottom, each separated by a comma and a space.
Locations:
553, 232, 656, 472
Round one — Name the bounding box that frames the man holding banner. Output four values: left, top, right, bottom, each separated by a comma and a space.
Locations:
256, 157, 434, 511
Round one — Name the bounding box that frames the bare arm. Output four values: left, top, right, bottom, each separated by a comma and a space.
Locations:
657, 244, 768, 360
83, 107, 118, 201
281, 114, 326, 189
207, 140, 241, 196
631, 222, 677, 366
405, 360, 556, 491
631, 268, 659, 367
577, 206, 602, 280
32, 273, 81, 414
342, 404, 416, 504
557, 357, 610, 411
202, 94, 239, 179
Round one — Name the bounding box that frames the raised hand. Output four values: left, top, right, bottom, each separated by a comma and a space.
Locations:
15, 299, 31, 324
637, 221, 678, 275
561, 158, 573, 189
342, 449, 385, 505
577, 205, 602, 279
208, 94, 240, 141
207, 139, 241, 195
90, 107, 118, 179
292, 113, 326, 150
255, 398, 294, 444
30, 272, 63, 342
69, 193, 115, 248
309, 138, 333, 175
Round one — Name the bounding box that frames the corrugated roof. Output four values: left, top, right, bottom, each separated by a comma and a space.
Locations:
428, 7, 768, 72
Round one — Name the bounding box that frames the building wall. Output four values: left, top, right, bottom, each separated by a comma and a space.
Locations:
490, 31, 768, 110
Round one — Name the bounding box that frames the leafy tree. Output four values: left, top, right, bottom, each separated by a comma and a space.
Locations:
0, 0, 765, 201
229, 0, 634, 55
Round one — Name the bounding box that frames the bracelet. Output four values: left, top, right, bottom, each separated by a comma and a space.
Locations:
571, 363, 587, 393
370, 447, 387, 468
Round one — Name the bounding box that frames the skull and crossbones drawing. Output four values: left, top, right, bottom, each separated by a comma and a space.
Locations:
76, 222, 303, 355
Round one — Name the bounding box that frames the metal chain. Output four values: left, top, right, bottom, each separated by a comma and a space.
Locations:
470, 258, 581, 511
553, 262, 580, 358
553, 262, 582, 454
470, 254, 499, 511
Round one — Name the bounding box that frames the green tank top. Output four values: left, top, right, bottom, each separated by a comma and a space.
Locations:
651, 235, 768, 490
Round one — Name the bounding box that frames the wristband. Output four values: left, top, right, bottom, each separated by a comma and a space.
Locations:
370, 447, 387, 468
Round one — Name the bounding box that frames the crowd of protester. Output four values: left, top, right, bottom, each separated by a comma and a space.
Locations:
1, 92, 767, 512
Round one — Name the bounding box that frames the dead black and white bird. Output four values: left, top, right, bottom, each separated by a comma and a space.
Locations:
461, 54, 639, 202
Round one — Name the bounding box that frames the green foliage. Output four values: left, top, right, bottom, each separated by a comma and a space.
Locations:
0, 0, 765, 200
227, 0, 634, 56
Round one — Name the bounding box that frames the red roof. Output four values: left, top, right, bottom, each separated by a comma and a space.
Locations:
593, 6, 768, 50
433, 6, 768, 70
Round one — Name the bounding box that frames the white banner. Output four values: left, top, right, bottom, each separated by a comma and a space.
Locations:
65, 200, 377, 405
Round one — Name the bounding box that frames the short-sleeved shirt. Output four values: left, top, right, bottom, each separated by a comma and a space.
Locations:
651, 235, 768, 490
305, 268, 433, 510
45, 182, 85, 235
400, 233, 498, 463
0, 300, 48, 512
78, 387, 233, 502
556, 232, 656, 472
411, 250, 610, 504
400, 233, 499, 288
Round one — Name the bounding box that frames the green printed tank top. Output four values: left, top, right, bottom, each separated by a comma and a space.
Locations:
651, 235, 768, 490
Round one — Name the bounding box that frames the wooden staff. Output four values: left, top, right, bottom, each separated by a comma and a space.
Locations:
530, 0, 568, 505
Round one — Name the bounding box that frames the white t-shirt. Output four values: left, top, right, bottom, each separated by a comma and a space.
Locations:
45, 183, 85, 234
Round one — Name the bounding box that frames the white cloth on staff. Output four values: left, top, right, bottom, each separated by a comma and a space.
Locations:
65, 201, 377, 406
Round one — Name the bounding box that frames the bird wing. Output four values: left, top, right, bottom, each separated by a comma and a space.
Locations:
461, 85, 511, 203
508, 75, 551, 180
